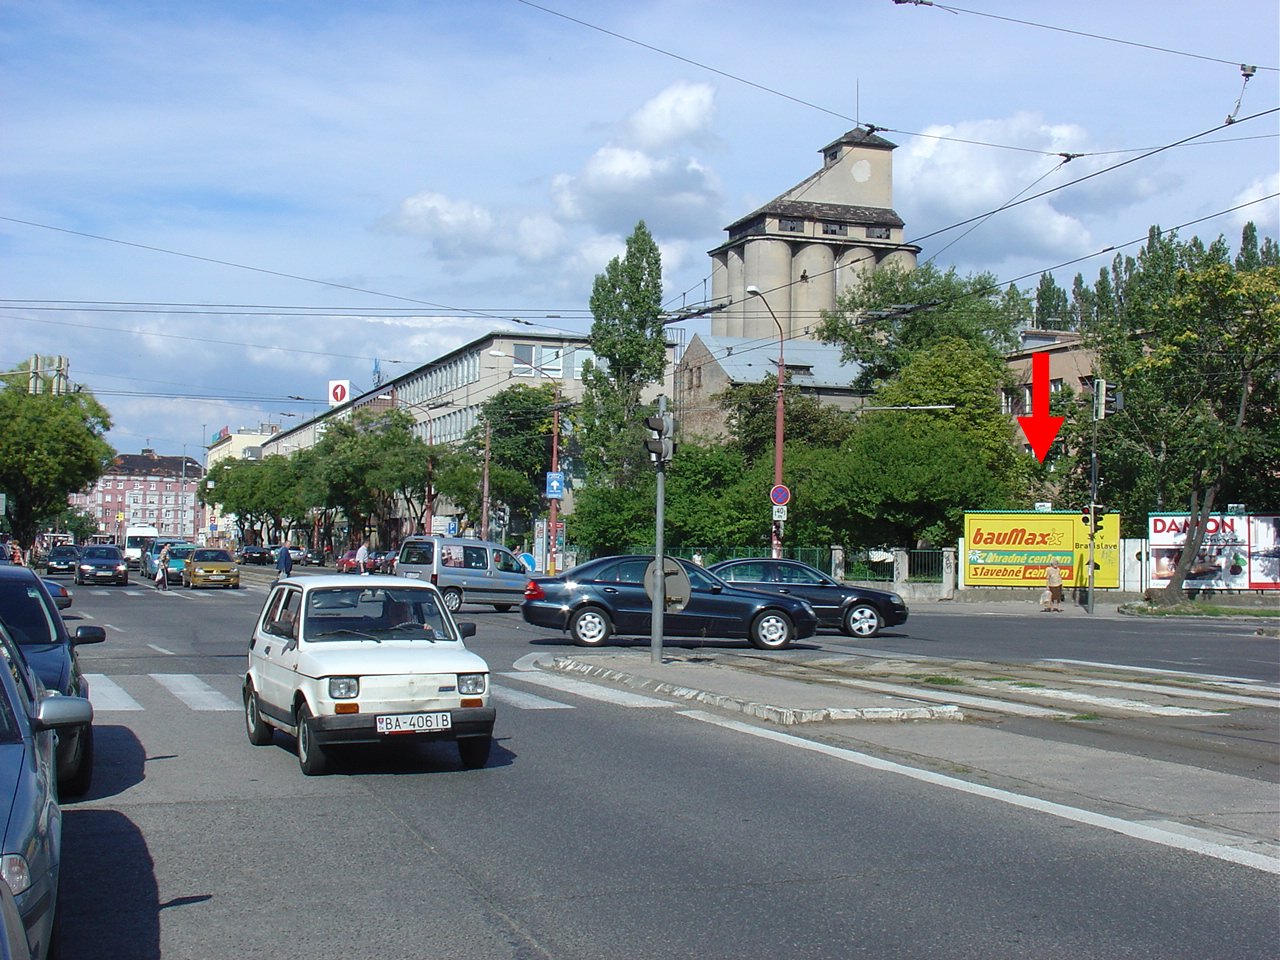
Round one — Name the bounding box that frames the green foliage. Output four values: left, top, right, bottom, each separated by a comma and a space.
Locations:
580, 221, 667, 485
717, 376, 854, 466
817, 261, 1024, 389
0, 384, 115, 546
1034, 273, 1070, 328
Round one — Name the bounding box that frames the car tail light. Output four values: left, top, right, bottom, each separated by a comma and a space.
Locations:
524, 580, 544, 600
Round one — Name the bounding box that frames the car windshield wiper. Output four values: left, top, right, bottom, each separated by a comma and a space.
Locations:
386, 623, 438, 642
310, 628, 381, 643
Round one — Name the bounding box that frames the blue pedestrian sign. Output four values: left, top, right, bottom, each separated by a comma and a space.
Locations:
545, 471, 565, 500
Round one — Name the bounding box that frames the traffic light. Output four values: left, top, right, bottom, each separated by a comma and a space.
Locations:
1081, 504, 1104, 532
643, 413, 675, 463
1104, 382, 1123, 416
1093, 378, 1124, 420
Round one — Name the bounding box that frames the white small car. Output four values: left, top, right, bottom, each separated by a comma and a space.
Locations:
243, 575, 495, 776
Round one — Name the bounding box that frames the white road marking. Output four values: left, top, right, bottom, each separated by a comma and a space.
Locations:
681, 709, 1280, 875
500, 671, 673, 708
1043, 659, 1277, 690
147, 644, 175, 656
1074, 677, 1278, 708
84, 674, 143, 711
149, 674, 238, 711
965, 681, 1219, 717
824, 678, 1067, 718
490, 684, 573, 710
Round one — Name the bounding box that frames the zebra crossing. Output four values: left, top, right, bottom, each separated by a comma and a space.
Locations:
82, 670, 664, 714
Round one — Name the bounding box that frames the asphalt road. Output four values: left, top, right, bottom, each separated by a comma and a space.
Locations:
54, 577, 1279, 959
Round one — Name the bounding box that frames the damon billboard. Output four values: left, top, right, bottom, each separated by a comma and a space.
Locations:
964, 512, 1120, 588
1149, 513, 1280, 591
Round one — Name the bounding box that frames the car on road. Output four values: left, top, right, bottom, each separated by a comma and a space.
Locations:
155, 544, 196, 586
300, 548, 326, 567
238, 545, 272, 565
243, 575, 495, 776
41, 579, 72, 610
0, 566, 103, 796
707, 558, 909, 638
0, 619, 93, 960
287, 545, 307, 563
182, 548, 241, 589
140, 538, 190, 581
521, 555, 820, 650
74, 545, 129, 585
335, 550, 378, 575
42, 545, 80, 576
395, 535, 531, 612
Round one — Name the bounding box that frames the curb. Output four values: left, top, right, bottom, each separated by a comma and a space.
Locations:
552, 656, 964, 725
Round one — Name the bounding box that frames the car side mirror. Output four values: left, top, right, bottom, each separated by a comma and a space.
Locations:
456, 622, 477, 639
74, 625, 106, 645
34, 695, 94, 731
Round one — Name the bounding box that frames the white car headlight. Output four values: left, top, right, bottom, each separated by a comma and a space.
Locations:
328, 677, 359, 699
458, 673, 486, 695
1, 854, 30, 896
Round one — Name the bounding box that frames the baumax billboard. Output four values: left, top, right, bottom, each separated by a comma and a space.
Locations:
964, 512, 1120, 588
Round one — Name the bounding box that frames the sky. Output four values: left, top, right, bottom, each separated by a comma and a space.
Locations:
4, 0, 1278, 459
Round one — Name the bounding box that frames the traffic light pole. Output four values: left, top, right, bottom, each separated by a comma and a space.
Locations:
1087, 419, 1098, 615
650, 395, 667, 665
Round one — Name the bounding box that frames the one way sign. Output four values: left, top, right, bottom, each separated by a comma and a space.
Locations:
545, 471, 565, 500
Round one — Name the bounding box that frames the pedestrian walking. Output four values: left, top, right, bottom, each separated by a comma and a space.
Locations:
155, 543, 171, 591
355, 539, 370, 575
276, 543, 293, 581
1044, 561, 1064, 612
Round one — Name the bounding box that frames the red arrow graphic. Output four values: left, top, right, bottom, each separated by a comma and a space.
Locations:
1017, 352, 1064, 462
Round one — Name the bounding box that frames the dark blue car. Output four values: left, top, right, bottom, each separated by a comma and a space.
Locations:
521, 555, 819, 650
0, 566, 105, 795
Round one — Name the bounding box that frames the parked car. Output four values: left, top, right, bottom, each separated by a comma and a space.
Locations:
0, 565, 103, 796
0, 617, 94, 960
287, 545, 307, 563
74, 545, 129, 585
707, 558, 909, 638
140, 538, 190, 581
395, 535, 530, 612
42, 579, 72, 610
243, 575, 495, 776
522, 555, 819, 650
300, 548, 326, 567
43, 545, 80, 576
238, 545, 272, 565
182, 548, 241, 589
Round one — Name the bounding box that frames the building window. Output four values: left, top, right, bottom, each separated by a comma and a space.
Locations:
821, 222, 848, 237
779, 218, 804, 233
513, 344, 564, 379
825, 148, 839, 164
867, 226, 891, 239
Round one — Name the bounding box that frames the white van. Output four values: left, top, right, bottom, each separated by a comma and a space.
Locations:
395, 536, 531, 612
123, 525, 160, 569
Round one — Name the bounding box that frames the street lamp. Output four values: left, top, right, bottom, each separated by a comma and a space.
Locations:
746, 285, 786, 560
489, 348, 564, 574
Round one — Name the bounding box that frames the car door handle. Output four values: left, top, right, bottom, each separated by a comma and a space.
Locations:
603, 587, 619, 594
778, 588, 792, 594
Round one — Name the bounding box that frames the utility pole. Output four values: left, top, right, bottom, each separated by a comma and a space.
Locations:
648, 395, 669, 664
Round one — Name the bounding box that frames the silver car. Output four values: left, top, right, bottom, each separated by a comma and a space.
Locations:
0, 620, 93, 959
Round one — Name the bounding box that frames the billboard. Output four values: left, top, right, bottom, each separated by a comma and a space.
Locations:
1149, 513, 1280, 591
964, 511, 1120, 588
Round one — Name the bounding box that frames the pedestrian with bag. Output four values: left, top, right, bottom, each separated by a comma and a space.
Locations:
276, 543, 293, 582
1044, 561, 1064, 612
155, 543, 171, 591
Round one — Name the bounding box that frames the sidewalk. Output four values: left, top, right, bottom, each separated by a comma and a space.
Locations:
536, 649, 1280, 864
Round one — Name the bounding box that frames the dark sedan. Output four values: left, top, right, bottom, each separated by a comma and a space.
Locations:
707, 558, 909, 638
522, 555, 819, 650
238, 545, 272, 565
74, 544, 129, 585
0, 565, 104, 795
43, 544, 81, 575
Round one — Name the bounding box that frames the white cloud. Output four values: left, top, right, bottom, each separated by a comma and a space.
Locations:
625, 81, 717, 151
1230, 172, 1280, 233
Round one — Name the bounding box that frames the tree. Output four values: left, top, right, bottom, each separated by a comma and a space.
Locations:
717, 377, 854, 466
0, 385, 114, 547
817, 261, 1024, 390
580, 220, 667, 485
1034, 272, 1070, 329
1075, 224, 1280, 600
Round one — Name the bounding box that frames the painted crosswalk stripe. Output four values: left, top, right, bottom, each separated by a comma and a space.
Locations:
500, 671, 672, 708
490, 684, 573, 710
85, 674, 143, 711
149, 674, 238, 711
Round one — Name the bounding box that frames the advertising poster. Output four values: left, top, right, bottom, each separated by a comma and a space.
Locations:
964, 512, 1120, 589
1149, 513, 1280, 591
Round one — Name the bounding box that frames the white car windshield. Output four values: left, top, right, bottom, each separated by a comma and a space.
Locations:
302, 586, 452, 642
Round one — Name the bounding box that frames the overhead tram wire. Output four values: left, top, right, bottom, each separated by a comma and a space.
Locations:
891, 1, 1279, 72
